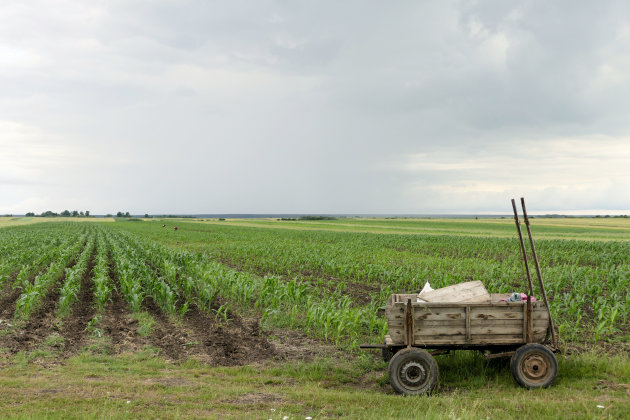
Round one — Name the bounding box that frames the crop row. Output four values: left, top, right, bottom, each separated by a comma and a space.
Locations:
0, 223, 385, 347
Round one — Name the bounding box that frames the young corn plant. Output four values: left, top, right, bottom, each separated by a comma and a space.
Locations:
58, 236, 96, 317
15, 231, 89, 320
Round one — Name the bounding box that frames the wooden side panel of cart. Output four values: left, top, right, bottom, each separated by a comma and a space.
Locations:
385, 294, 549, 346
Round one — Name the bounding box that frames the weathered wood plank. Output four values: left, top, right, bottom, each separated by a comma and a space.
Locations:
465, 306, 471, 342
389, 319, 465, 328
470, 319, 548, 328
416, 326, 467, 336
414, 309, 466, 321
523, 300, 528, 342
389, 299, 548, 309
471, 325, 547, 335
414, 335, 468, 344
470, 306, 548, 320
390, 318, 547, 329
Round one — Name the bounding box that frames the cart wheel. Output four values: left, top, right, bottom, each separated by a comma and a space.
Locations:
388, 348, 438, 395
382, 340, 394, 363
510, 344, 558, 389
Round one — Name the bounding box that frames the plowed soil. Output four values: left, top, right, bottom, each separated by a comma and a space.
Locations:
0, 273, 337, 366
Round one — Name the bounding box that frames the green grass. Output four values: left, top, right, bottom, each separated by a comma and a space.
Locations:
0, 350, 627, 419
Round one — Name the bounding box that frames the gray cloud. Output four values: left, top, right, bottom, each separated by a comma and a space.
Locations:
1, 1, 629, 214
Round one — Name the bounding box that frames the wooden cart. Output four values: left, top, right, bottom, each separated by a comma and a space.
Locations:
361, 198, 560, 395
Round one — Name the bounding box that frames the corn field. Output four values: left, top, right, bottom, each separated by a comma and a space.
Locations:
0, 219, 628, 353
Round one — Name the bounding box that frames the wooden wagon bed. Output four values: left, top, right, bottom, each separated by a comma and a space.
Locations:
385, 293, 550, 348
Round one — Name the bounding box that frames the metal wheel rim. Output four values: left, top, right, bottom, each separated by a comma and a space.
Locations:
398, 360, 429, 390
519, 351, 552, 384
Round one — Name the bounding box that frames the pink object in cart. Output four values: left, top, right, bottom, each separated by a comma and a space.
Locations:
500, 292, 536, 302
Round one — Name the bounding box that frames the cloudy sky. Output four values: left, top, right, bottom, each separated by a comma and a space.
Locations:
2, 1, 630, 215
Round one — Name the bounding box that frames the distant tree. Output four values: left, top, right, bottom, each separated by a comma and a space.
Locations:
41, 210, 58, 217
61, 210, 71, 217
125, 212, 130, 217
116, 212, 123, 217
71, 210, 79, 217
144, 213, 151, 218
105, 213, 112, 218
25, 212, 35, 217
79, 211, 85, 217
85, 210, 90, 217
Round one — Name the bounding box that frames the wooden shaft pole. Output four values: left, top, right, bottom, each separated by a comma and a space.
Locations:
511, 199, 535, 297
511, 199, 534, 343
520, 198, 558, 349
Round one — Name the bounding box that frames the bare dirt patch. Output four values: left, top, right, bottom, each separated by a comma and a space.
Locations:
223, 392, 283, 405
0, 275, 65, 356
98, 290, 146, 354
140, 296, 278, 366
0, 278, 22, 320
268, 328, 348, 362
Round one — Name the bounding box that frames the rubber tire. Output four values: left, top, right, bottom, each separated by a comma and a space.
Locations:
510, 344, 558, 389
388, 348, 439, 396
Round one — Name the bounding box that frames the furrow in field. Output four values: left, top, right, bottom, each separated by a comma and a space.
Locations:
0, 273, 21, 320
58, 244, 98, 355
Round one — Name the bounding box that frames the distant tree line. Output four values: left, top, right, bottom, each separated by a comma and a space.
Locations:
27, 210, 91, 217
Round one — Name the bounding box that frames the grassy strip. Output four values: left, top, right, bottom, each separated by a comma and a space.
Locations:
0, 349, 627, 419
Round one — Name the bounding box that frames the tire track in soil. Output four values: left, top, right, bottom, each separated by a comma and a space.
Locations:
58, 245, 97, 356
